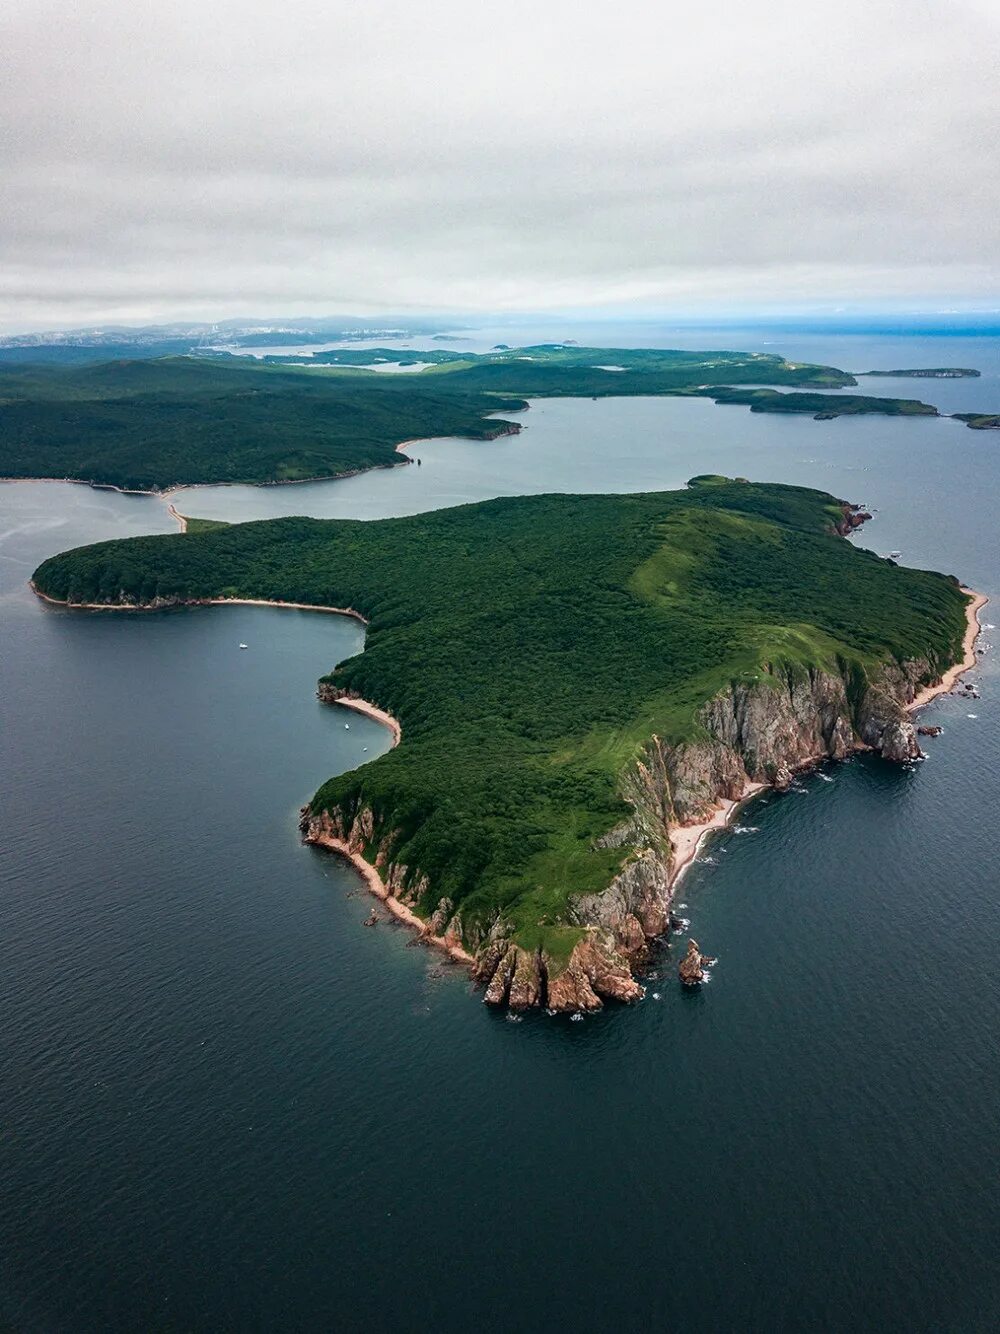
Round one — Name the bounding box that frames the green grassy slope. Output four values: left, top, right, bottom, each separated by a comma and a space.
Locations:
33, 478, 967, 950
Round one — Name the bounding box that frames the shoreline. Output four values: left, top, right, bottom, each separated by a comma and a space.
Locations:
667, 587, 987, 892
307, 829, 473, 966
0, 416, 524, 507
906, 588, 988, 712
29, 583, 372, 623
332, 695, 402, 748
28, 568, 989, 985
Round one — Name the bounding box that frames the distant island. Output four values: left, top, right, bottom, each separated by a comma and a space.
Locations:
32, 477, 977, 1011
2, 343, 982, 492
697, 386, 938, 420
858, 368, 980, 378
954, 413, 1000, 430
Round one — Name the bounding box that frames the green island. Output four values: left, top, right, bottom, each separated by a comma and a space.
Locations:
954, 413, 1000, 430
2, 343, 970, 493
858, 368, 980, 378
32, 476, 970, 1011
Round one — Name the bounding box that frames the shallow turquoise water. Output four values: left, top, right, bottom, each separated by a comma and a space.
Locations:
1, 333, 998, 1331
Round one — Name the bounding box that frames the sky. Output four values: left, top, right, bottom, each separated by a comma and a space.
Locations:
1, 0, 997, 333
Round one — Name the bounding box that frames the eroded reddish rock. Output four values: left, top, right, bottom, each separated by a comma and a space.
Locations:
679, 938, 707, 986
508, 948, 544, 1011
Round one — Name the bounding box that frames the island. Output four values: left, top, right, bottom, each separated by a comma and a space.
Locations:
953, 413, 1000, 430
0, 344, 964, 493
858, 368, 980, 378
31, 477, 979, 1012
697, 387, 938, 420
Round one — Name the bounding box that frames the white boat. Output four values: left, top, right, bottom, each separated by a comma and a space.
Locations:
345, 723, 350, 729
888, 551, 902, 559
239, 643, 248, 649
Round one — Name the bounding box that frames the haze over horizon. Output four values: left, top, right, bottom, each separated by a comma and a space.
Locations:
2, 0, 997, 333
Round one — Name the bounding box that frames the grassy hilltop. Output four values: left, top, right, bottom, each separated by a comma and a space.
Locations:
33, 478, 967, 965
0, 344, 950, 492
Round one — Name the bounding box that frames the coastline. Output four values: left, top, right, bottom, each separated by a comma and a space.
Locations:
667, 586, 987, 892
668, 780, 769, 891
331, 695, 401, 747
906, 588, 988, 712
307, 828, 473, 966
28, 570, 988, 990
0, 415, 524, 508
29, 583, 371, 623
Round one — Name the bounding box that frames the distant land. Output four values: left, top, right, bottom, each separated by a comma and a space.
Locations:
0, 317, 452, 364
954, 413, 1000, 430
858, 367, 980, 379
32, 477, 972, 1010
4, 343, 989, 493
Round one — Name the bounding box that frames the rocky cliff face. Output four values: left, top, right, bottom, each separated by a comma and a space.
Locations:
306, 649, 934, 1013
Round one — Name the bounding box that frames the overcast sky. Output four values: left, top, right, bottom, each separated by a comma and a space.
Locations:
1, 0, 997, 332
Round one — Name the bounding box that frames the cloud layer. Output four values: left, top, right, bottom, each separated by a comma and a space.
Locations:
2, 0, 997, 329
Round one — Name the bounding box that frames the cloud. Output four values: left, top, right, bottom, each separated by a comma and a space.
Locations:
1, 0, 997, 329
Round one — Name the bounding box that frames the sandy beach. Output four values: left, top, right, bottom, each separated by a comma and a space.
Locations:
333, 696, 402, 747
308, 829, 473, 965
907, 588, 988, 712
669, 780, 769, 890
30, 583, 371, 624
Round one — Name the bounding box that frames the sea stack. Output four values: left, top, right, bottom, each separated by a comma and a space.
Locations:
679, 939, 707, 986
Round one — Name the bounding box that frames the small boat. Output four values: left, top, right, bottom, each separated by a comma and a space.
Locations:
344, 723, 350, 729
239, 643, 248, 650
888, 550, 902, 559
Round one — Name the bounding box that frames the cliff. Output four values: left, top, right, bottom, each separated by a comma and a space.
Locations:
306, 651, 930, 1013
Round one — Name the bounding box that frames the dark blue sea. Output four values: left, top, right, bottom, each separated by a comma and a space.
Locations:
2, 329, 998, 1331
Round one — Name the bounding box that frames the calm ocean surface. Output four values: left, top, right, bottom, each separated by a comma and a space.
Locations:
2, 332, 998, 1332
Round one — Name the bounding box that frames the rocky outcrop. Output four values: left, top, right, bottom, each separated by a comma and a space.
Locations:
835, 502, 873, 535
679, 939, 711, 986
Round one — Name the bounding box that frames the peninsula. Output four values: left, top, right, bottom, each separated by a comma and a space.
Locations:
32, 477, 974, 1012
1, 343, 978, 493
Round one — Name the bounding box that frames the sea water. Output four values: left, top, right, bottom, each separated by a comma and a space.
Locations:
1, 332, 998, 1330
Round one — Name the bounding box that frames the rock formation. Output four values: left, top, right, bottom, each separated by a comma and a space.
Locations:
679, 939, 708, 986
